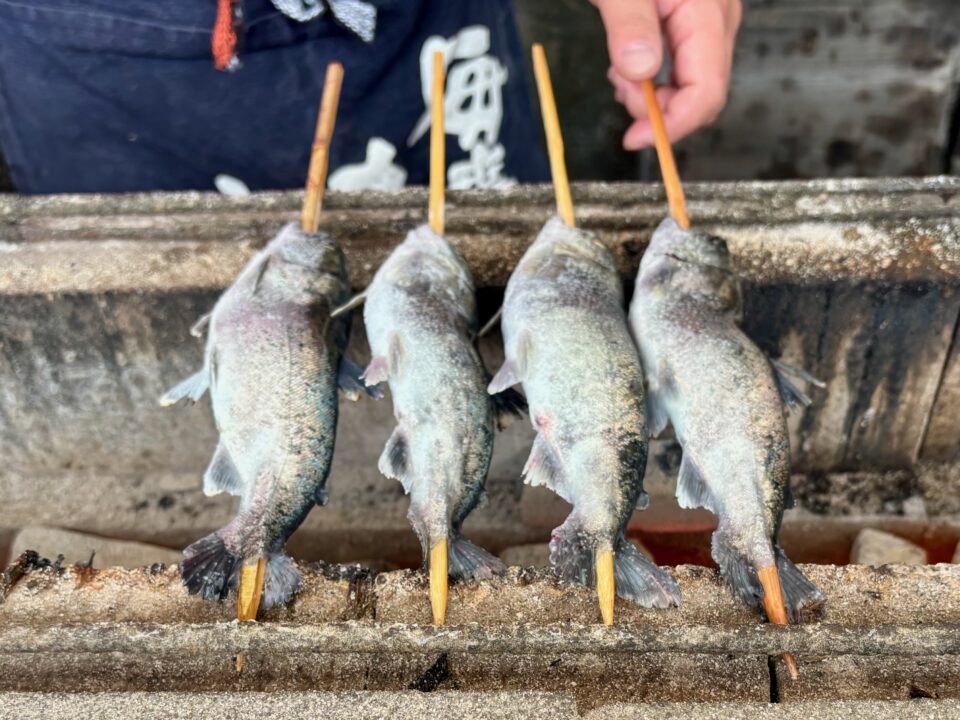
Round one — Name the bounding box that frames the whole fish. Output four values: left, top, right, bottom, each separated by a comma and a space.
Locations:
489, 216, 680, 613
160, 222, 375, 608
352, 224, 524, 601
629, 218, 824, 627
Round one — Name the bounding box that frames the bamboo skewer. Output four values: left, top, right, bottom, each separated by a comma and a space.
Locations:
533, 43, 615, 625
429, 51, 446, 236
301, 61, 345, 234
638, 79, 689, 229
236, 61, 344, 673
532, 44, 575, 227
639, 80, 800, 676
427, 50, 450, 626
757, 565, 800, 680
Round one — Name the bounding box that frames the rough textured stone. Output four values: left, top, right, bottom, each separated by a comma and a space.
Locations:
850, 528, 928, 565
592, 700, 960, 719
0, 692, 579, 720
10, 527, 182, 569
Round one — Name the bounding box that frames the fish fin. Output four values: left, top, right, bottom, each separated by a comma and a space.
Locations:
645, 388, 670, 437
771, 358, 823, 410
159, 370, 209, 407
180, 532, 241, 602
363, 356, 390, 386
549, 516, 593, 588
331, 292, 367, 319
262, 551, 302, 609
675, 454, 716, 512
190, 312, 212, 338
783, 478, 795, 510
488, 331, 531, 394
339, 356, 383, 400
613, 536, 680, 608
379, 427, 412, 493
711, 530, 763, 610
491, 387, 527, 430
252, 254, 272, 294
775, 545, 825, 622
522, 436, 569, 502
488, 360, 521, 394
314, 485, 329, 506
363, 333, 403, 386
448, 534, 507, 581
476, 307, 502, 339
202, 443, 243, 497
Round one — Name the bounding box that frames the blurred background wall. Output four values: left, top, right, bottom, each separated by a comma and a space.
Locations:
517, 0, 960, 182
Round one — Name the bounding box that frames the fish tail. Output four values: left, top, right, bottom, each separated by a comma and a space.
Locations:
548, 516, 594, 588
613, 536, 680, 608
180, 532, 242, 602
711, 530, 764, 610
448, 534, 506, 581
263, 551, 302, 609
775, 545, 825, 622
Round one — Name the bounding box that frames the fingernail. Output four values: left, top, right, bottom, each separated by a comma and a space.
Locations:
619, 43, 658, 79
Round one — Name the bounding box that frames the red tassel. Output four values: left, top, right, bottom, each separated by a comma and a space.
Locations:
212, 0, 238, 71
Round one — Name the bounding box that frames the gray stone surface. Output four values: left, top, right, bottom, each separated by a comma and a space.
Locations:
850, 528, 928, 566
0, 692, 578, 720
591, 700, 960, 719
10, 527, 182, 568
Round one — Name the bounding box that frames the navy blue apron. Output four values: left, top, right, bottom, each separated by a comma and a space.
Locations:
0, 0, 547, 193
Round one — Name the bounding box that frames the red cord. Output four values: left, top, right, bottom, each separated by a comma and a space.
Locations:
212, 0, 238, 71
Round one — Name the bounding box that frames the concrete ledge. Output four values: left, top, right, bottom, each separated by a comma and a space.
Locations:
0, 692, 579, 720
2, 178, 960, 293
1, 694, 958, 719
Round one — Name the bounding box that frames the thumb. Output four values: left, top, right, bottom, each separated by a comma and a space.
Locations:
593, 0, 663, 82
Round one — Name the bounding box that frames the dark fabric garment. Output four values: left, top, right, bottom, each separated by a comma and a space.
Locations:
0, 0, 547, 193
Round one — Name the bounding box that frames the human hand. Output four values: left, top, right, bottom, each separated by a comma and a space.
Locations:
592, 0, 741, 149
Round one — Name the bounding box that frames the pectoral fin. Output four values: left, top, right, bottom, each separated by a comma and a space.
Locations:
203, 443, 243, 497
159, 370, 209, 407
645, 388, 670, 437
771, 358, 824, 410
675, 454, 715, 512
488, 331, 532, 394
339, 356, 383, 400
379, 426, 412, 493
331, 292, 367, 319
522, 436, 569, 503
476, 307, 502, 339
190, 313, 212, 338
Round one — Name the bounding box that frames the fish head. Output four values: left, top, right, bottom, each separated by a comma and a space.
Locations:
637, 218, 741, 314
380, 224, 476, 317
524, 216, 618, 276
258, 222, 347, 298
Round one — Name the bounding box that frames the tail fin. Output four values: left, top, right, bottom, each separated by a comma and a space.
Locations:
613, 537, 680, 608
775, 546, 825, 622
549, 518, 593, 588
448, 535, 506, 581
550, 519, 679, 608
180, 532, 241, 602
263, 551, 302, 609
712, 531, 764, 610
491, 387, 527, 430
